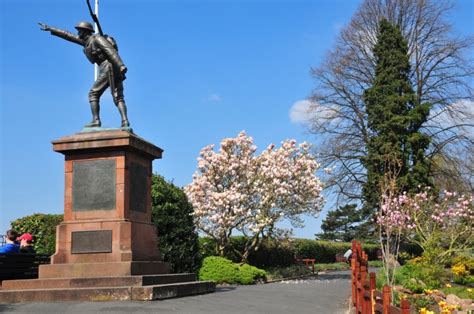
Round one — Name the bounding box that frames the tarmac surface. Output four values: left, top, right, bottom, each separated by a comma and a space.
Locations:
0, 270, 352, 314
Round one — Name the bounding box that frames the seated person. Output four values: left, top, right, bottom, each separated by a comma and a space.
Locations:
343, 248, 352, 264
18, 233, 35, 254
0, 229, 21, 253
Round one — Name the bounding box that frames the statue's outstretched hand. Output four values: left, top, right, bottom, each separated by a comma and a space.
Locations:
38, 22, 51, 31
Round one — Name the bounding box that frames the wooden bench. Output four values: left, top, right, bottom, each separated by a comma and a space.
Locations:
295, 257, 316, 274
335, 253, 346, 263
0, 254, 51, 283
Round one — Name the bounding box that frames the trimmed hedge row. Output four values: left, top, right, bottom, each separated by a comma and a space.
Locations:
200, 237, 401, 268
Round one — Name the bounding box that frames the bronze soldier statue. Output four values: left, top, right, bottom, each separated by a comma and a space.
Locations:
39, 21, 130, 128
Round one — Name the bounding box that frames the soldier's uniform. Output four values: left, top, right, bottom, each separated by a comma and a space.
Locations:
46, 22, 130, 128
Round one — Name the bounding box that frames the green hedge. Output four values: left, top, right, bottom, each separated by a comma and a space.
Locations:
198, 256, 266, 284
294, 239, 380, 263
199, 236, 294, 267
200, 237, 382, 267
10, 213, 63, 255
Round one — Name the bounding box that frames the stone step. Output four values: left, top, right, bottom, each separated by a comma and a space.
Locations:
1, 273, 197, 290
39, 261, 170, 278
0, 281, 216, 302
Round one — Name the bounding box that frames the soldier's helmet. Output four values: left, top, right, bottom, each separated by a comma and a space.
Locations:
75, 21, 94, 32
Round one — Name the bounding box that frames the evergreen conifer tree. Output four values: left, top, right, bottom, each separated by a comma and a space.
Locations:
362, 19, 432, 215
316, 204, 371, 242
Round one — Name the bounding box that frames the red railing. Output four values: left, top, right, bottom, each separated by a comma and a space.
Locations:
351, 240, 411, 314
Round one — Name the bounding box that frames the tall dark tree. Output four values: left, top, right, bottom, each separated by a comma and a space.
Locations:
316, 204, 373, 242
151, 174, 201, 273
362, 19, 432, 213
309, 0, 473, 205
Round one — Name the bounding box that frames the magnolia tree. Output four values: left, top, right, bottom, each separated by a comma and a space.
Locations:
185, 131, 324, 262
377, 187, 473, 285
386, 189, 473, 265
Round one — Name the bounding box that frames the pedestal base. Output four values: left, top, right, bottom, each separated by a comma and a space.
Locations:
39, 261, 170, 278
0, 274, 216, 302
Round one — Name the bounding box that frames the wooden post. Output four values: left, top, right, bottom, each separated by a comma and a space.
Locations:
355, 261, 361, 309
400, 299, 410, 314
369, 272, 376, 314
382, 285, 391, 314
357, 280, 363, 313
352, 251, 357, 306
363, 282, 371, 314
369, 272, 376, 291
359, 265, 367, 313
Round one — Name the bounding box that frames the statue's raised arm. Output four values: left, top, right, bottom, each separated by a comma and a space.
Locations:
38, 22, 84, 46
38, 21, 130, 129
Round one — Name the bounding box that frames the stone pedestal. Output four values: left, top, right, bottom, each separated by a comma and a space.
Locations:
0, 130, 215, 302
46, 130, 168, 276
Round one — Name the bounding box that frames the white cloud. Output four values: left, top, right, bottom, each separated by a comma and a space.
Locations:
290, 100, 314, 124
289, 99, 341, 126
429, 100, 474, 127
205, 93, 222, 102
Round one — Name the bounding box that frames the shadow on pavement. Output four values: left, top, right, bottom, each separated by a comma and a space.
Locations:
0, 304, 16, 312
316, 272, 352, 281
215, 286, 238, 293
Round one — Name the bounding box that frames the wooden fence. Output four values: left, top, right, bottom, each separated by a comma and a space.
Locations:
351, 240, 411, 314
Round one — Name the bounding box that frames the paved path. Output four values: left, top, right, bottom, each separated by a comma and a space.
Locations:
0, 271, 352, 314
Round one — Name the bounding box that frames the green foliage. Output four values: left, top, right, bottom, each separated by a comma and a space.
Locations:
400, 264, 444, 293
238, 264, 267, 284
376, 262, 447, 293
442, 286, 474, 300
10, 213, 63, 255
151, 174, 201, 273
362, 19, 432, 214
450, 256, 474, 285
264, 265, 313, 280
316, 204, 374, 241
407, 295, 436, 310
294, 239, 379, 263
315, 262, 350, 272
200, 237, 381, 266
198, 256, 266, 284
200, 236, 294, 268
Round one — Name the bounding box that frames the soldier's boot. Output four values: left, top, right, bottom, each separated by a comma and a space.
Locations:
117, 101, 130, 128
84, 102, 101, 128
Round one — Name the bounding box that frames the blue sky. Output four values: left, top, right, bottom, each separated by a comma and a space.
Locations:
1, 0, 473, 239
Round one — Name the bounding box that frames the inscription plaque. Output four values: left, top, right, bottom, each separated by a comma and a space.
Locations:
71, 230, 112, 254
130, 162, 147, 212
72, 159, 116, 211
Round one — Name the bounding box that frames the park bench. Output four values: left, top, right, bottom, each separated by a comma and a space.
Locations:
294, 256, 316, 274
335, 253, 346, 263
0, 254, 51, 283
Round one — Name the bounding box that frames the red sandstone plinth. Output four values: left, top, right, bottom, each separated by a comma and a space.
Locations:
46, 130, 169, 275
0, 130, 215, 302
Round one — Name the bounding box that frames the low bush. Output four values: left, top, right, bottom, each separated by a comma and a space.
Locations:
198, 256, 266, 284
264, 265, 313, 280
315, 262, 350, 271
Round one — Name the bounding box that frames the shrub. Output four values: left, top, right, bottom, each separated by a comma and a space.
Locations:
198, 256, 266, 284
10, 213, 63, 255
151, 174, 201, 273
293, 239, 379, 263
376, 263, 446, 293
264, 265, 313, 280
200, 237, 384, 266
397, 263, 445, 293
238, 264, 267, 284
199, 236, 294, 268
